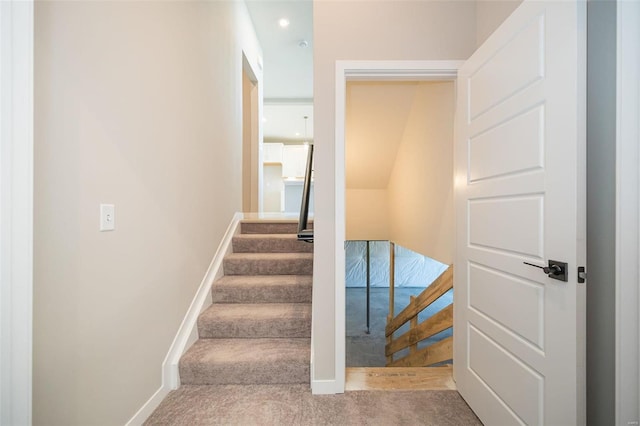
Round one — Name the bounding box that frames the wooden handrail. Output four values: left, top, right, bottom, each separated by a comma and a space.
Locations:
385, 265, 454, 367
385, 303, 453, 356
388, 336, 453, 367
386, 266, 453, 337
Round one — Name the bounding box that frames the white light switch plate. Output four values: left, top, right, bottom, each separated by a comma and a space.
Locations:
100, 204, 115, 231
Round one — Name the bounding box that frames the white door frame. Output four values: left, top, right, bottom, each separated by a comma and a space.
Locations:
615, 1, 640, 424
242, 52, 263, 213
0, 0, 34, 424
334, 60, 462, 392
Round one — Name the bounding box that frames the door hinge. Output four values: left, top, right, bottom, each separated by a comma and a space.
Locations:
578, 266, 587, 284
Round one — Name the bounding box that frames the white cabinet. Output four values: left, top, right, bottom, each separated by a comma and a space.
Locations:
262, 142, 311, 212
263, 143, 283, 163
263, 164, 284, 212
282, 145, 309, 178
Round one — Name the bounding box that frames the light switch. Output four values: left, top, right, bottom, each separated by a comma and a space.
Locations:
100, 204, 115, 231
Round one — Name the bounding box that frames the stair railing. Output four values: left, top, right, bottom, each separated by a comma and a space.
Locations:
297, 143, 314, 242
385, 265, 454, 367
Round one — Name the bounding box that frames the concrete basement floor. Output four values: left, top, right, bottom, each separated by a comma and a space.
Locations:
345, 287, 453, 367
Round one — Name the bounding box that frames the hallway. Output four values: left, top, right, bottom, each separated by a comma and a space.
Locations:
143, 383, 481, 425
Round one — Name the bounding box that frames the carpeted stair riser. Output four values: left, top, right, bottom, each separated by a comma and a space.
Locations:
232, 234, 314, 254
211, 275, 312, 304
240, 221, 313, 235
179, 219, 312, 388
224, 253, 313, 276
179, 338, 310, 385
197, 303, 311, 338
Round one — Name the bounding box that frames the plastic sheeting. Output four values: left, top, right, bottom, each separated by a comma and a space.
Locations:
345, 241, 448, 287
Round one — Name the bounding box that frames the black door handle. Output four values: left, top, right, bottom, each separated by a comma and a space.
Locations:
523, 260, 568, 282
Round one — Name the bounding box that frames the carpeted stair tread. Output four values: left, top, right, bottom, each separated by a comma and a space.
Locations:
224, 253, 313, 276
232, 233, 314, 253
241, 220, 313, 235
198, 303, 311, 338
179, 338, 310, 385
212, 275, 312, 304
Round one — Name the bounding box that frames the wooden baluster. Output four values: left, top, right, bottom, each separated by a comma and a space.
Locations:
386, 242, 395, 366
389, 242, 395, 319
386, 314, 393, 366
409, 296, 418, 356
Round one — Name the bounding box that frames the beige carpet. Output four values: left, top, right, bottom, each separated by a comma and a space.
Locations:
143, 384, 482, 425
148, 221, 481, 424
178, 220, 312, 386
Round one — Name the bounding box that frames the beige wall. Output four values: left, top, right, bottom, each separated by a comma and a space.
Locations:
476, 0, 523, 46
33, 1, 261, 424
345, 81, 454, 259
345, 189, 390, 240
313, 0, 476, 382
387, 82, 455, 265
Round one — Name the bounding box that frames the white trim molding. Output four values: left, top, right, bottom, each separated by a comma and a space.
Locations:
0, 1, 34, 425
332, 60, 462, 394
311, 379, 339, 395
616, 1, 640, 425
126, 213, 244, 425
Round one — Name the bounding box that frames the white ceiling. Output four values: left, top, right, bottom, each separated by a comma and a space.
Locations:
264, 103, 314, 142
245, 0, 313, 101
245, 0, 313, 141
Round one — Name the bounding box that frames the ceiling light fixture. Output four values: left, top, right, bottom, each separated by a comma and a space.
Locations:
278, 18, 290, 28
298, 40, 309, 48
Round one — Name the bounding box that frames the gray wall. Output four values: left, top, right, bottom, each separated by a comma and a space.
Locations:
586, 0, 617, 424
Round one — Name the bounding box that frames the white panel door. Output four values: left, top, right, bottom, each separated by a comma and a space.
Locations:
454, 1, 586, 425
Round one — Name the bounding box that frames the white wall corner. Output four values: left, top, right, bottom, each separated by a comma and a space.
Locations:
125, 212, 244, 425
0, 1, 34, 425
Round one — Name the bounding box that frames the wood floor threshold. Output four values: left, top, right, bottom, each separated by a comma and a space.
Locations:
345, 366, 455, 391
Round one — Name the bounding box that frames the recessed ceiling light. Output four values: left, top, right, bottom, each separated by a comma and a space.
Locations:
295, 132, 300, 136
278, 18, 290, 28
262, 117, 267, 123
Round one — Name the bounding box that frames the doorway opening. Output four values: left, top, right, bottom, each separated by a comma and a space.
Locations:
344, 79, 455, 370
334, 61, 462, 392
261, 104, 314, 215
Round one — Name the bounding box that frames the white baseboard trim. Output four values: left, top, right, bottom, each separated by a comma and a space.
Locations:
125, 386, 171, 426
125, 212, 244, 425
311, 379, 342, 395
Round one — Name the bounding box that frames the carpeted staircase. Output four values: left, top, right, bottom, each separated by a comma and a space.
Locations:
178, 220, 313, 386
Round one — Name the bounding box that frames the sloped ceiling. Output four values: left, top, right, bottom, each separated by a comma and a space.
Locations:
346, 81, 419, 189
